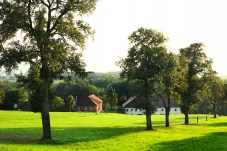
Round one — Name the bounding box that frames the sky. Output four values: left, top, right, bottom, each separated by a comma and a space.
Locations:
82, 0, 227, 75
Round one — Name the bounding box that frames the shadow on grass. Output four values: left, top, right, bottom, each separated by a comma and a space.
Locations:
208, 122, 227, 127
0, 126, 144, 145
152, 132, 227, 151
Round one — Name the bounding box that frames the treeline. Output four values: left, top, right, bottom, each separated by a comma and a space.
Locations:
52, 72, 134, 112
1, 71, 227, 116
1, 71, 227, 114
0, 72, 133, 111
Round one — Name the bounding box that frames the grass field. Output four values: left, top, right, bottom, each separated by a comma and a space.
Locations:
0, 111, 227, 151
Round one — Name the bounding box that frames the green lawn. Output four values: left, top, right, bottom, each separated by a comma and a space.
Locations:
0, 111, 227, 151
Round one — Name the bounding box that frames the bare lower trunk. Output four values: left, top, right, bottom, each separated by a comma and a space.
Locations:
184, 111, 189, 124
165, 111, 170, 127
165, 100, 170, 127
146, 112, 152, 130
41, 111, 51, 139
41, 80, 51, 140
213, 104, 217, 118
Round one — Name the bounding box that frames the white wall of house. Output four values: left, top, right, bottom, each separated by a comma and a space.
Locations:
125, 108, 144, 115
154, 107, 181, 115
125, 107, 181, 115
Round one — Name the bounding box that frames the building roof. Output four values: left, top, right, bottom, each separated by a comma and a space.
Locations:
122, 98, 134, 108
122, 98, 180, 108
89, 94, 103, 106
59, 94, 102, 107
75, 94, 102, 107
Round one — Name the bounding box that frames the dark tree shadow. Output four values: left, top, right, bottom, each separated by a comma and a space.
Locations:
208, 122, 227, 127
0, 126, 144, 145
151, 132, 227, 151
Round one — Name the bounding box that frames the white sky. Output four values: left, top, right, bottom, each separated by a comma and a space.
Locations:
82, 0, 227, 75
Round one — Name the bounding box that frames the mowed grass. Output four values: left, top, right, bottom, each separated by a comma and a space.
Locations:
0, 111, 227, 151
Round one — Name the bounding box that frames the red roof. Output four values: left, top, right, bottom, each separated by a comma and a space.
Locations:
89, 94, 103, 106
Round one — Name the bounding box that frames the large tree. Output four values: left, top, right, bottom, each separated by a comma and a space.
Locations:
0, 0, 97, 139
117, 27, 168, 130
205, 76, 224, 118
154, 52, 178, 127
176, 43, 215, 124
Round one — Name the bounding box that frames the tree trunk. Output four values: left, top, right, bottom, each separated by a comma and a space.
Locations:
213, 104, 217, 118
41, 80, 51, 140
165, 99, 171, 127
165, 110, 170, 127
146, 112, 152, 130
184, 111, 189, 124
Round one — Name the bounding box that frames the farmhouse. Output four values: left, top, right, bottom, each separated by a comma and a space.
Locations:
73, 94, 103, 112
122, 98, 181, 115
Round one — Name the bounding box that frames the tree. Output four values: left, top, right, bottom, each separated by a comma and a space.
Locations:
4, 88, 28, 109
117, 27, 168, 130
154, 52, 178, 127
204, 76, 224, 118
99, 94, 109, 113
0, 0, 97, 140
0, 89, 5, 104
66, 95, 75, 112
220, 84, 227, 115
50, 96, 65, 111
176, 43, 215, 124
106, 86, 118, 111
112, 81, 134, 105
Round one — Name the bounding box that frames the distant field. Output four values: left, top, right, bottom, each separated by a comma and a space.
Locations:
0, 79, 16, 83
0, 111, 227, 151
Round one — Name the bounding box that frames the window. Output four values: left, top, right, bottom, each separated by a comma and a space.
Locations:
78, 107, 80, 110
175, 108, 177, 111
161, 109, 164, 111
90, 107, 93, 110
126, 109, 128, 112
85, 107, 87, 110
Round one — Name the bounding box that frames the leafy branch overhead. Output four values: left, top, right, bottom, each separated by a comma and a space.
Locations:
0, 0, 96, 77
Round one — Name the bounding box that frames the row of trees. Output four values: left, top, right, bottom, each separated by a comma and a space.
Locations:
0, 0, 226, 140
117, 27, 226, 129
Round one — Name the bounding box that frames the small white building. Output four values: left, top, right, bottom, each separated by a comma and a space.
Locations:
122, 98, 181, 115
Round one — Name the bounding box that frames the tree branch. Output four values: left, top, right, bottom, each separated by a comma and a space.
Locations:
49, 1, 72, 34
27, 0, 36, 35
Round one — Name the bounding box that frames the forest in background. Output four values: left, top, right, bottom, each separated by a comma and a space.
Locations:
0, 71, 227, 115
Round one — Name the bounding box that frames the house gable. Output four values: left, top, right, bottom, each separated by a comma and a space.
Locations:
74, 94, 103, 112
58, 94, 103, 112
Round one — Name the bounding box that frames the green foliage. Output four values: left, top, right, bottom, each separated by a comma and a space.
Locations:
176, 43, 215, 124
88, 72, 120, 88
117, 27, 169, 129
54, 81, 99, 96
106, 86, 118, 110
66, 95, 75, 112
0, 0, 98, 139
4, 88, 27, 104
201, 76, 226, 117
0, 89, 4, 104
112, 81, 134, 104
50, 96, 65, 111
0, 80, 16, 92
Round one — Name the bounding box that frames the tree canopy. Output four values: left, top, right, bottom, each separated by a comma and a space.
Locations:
176, 43, 215, 124
117, 27, 169, 130
0, 0, 97, 140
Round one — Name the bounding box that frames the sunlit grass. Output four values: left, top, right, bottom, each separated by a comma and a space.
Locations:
0, 111, 227, 151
